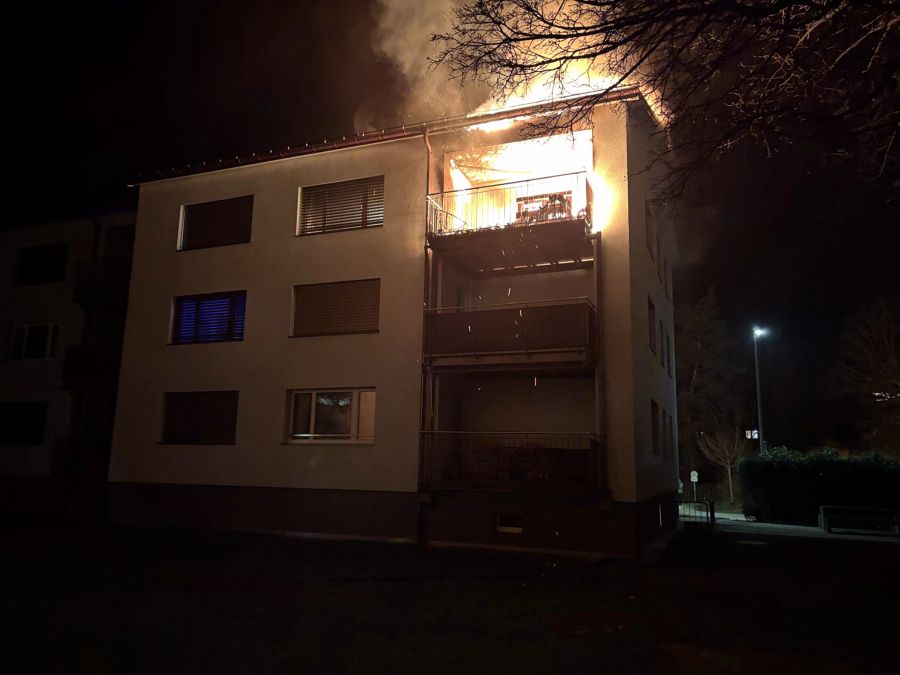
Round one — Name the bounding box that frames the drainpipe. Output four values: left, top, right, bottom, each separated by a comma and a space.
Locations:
417, 129, 434, 549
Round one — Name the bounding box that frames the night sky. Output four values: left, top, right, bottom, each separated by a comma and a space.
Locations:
6, 1, 899, 448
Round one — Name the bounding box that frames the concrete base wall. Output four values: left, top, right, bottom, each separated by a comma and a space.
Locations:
108, 482, 677, 557
108, 482, 420, 542
423, 491, 677, 557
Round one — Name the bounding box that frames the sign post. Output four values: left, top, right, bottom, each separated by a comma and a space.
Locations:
690, 470, 699, 501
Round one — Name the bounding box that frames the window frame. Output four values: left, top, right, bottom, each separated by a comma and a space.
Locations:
291, 278, 381, 338
177, 195, 254, 252
285, 387, 376, 445
296, 175, 385, 237
648, 296, 657, 354
160, 390, 239, 445
9, 322, 59, 361
169, 290, 247, 345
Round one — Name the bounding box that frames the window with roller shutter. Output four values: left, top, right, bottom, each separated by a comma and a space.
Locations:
161, 391, 239, 444
292, 279, 380, 337
297, 176, 384, 236
171, 291, 246, 344
179, 195, 253, 250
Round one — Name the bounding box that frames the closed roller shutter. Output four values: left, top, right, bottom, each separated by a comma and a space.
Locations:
180, 195, 253, 250
161, 391, 239, 444
293, 279, 380, 337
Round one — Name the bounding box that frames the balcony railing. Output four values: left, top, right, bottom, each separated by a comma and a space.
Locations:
421, 431, 599, 494
425, 298, 594, 358
426, 171, 593, 237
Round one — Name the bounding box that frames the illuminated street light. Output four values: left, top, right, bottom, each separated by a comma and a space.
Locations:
752, 326, 769, 453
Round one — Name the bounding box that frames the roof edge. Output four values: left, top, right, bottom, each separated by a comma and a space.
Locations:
131, 85, 641, 186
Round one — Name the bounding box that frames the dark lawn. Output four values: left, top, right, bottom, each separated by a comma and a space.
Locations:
1, 519, 897, 674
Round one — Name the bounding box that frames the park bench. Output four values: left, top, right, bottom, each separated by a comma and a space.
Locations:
818, 505, 900, 537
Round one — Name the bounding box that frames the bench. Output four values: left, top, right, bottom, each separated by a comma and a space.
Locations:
818, 505, 900, 537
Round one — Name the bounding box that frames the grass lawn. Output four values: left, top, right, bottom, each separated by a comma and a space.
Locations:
2, 518, 898, 674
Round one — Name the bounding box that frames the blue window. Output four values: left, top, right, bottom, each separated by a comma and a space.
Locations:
172, 291, 246, 344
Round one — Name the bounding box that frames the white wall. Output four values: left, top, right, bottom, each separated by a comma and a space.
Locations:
109, 138, 426, 492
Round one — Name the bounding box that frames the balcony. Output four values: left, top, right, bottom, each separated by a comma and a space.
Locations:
421, 431, 600, 495
424, 298, 594, 370
426, 172, 594, 275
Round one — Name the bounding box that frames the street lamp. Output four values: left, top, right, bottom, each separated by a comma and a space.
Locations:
752, 326, 769, 453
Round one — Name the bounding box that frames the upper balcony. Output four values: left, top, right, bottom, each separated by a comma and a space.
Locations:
426, 172, 595, 276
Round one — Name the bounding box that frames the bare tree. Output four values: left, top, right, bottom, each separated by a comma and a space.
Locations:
834, 297, 900, 451
697, 427, 749, 504
433, 1, 900, 190
676, 288, 743, 470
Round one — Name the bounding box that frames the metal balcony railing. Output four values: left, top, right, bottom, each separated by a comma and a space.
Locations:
426, 171, 593, 237
425, 298, 594, 357
421, 431, 600, 494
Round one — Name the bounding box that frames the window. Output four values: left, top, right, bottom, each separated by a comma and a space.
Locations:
650, 400, 660, 455
10, 323, 58, 361
0, 401, 47, 445
298, 175, 384, 236
161, 391, 238, 444
179, 195, 253, 250
292, 279, 380, 337
171, 291, 246, 344
661, 407, 668, 456
664, 258, 670, 298
648, 297, 657, 353
659, 320, 665, 366
669, 414, 675, 459
666, 333, 673, 378
645, 200, 657, 260
15, 243, 68, 286
286, 388, 376, 443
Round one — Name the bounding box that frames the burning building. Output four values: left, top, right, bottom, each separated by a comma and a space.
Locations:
108, 89, 677, 556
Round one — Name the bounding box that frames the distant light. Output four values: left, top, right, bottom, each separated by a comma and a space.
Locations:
753, 326, 769, 338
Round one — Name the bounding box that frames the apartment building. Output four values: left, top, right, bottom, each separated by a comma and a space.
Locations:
109, 91, 678, 556
1, 213, 134, 515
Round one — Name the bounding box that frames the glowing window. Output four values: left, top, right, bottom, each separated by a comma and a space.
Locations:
171, 291, 246, 344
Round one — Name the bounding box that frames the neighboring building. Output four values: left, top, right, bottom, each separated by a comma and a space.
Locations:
109, 90, 678, 556
0, 213, 134, 515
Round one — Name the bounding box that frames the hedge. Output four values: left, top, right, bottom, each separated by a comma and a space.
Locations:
738, 448, 900, 525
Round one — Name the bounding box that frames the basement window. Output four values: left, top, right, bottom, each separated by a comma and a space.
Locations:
495, 514, 524, 534
286, 388, 376, 443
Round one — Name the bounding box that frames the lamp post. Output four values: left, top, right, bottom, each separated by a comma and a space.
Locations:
752, 326, 769, 453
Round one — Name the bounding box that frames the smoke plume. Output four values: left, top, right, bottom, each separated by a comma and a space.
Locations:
355, 0, 489, 131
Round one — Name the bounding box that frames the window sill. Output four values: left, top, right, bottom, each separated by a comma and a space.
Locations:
288, 330, 379, 339
157, 441, 237, 446
168, 339, 244, 346
281, 440, 375, 447
295, 224, 383, 237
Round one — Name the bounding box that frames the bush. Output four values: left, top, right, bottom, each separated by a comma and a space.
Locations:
738, 447, 900, 525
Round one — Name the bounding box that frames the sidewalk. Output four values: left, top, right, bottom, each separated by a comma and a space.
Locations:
713, 516, 900, 543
